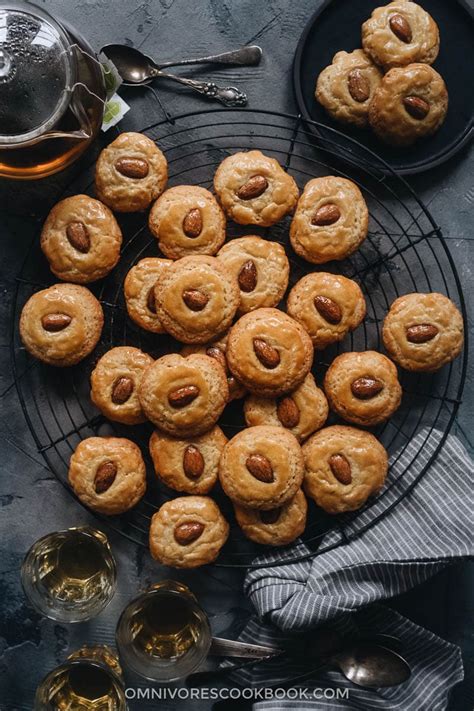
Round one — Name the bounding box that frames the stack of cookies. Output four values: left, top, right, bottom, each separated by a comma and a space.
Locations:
19, 130, 464, 568
315, 0, 448, 146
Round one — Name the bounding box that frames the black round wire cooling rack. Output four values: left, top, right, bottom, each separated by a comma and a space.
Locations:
11, 109, 468, 569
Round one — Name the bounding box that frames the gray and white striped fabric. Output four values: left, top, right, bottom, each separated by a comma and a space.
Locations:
233, 430, 473, 710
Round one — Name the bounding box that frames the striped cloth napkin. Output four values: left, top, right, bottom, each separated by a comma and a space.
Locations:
231, 429, 473, 710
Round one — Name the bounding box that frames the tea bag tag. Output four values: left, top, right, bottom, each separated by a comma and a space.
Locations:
99, 52, 130, 131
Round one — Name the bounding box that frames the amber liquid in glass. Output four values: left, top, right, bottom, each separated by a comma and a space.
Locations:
37, 534, 112, 604
130, 593, 203, 659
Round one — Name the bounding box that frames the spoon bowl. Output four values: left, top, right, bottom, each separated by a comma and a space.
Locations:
102, 45, 154, 85
334, 643, 411, 688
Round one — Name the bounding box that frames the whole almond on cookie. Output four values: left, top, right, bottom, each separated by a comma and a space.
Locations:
328, 453, 352, 485
168, 385, 200, 408
174, 521, 205, 545
311, 204, 341, 226
66, 222, 90, 253
277, 397, 300, 428
182, 208, 203, 238
236, 175, 268, 200
389, 13, 412, 43
246, 454, 274, 483
111, 376, 134, 405
406, 324, 439, 343
253, 338, 280, 369
348, 69, 370, 103
238, 260, 258, 292
94, 460, 118, 493
114, 157, 149, 179
41, 313, 72, 332
183, 445, 205, 479
351, 377, 384, 400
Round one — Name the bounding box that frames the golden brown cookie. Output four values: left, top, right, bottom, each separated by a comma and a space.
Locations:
234, 489, 307, 546
95, 132, 167, 212
303, 425, 388, 514
90, 346, 154, 425
315, 49, 383, 128
68, 437, 146, 515
219, 426, 304, 510
226, 308, 314, 397
362, 0, 439, 70
148, 185, 226, 259
149, 496, 229, 568
243, 373, 328, 443
287, 272, 366, 349
154, 255, 240, 344
324, 351, 402, 426
124, 257, 171, 333
149, 425, 227, 495
181, 333, 246, 401
382, 292, 464, 372
213, 150, 299, 226
138, 353, 229, 437
290, 177, 369, 264
40, 195, 122, 284
19, 283, 104, 367
217, 236, 290, 314
369, 63, 448, 146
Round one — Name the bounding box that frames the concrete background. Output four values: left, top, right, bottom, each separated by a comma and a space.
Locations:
0, 1, 472, 709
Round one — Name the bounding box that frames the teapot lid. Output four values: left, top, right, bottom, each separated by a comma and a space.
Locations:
0, 1, 74, 144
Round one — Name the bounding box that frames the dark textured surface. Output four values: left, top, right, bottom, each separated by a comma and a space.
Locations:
0, 1, 472, 709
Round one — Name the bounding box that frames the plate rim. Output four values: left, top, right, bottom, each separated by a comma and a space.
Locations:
292, 0, 474, 176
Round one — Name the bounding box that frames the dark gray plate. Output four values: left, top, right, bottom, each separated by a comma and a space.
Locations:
293, 0, 474, 174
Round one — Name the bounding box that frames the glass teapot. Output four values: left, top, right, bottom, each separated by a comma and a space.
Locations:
0, 1, 106, 179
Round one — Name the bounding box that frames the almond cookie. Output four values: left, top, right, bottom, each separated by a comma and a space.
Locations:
226, 308, 314, 397
124, 257, 171, 333
244, 373, 328, 443
40, 195, 122, 284
324, 351, 402, 426
95, 132, 167, 212
287, 272, 366, 349
290, 177, 369, 264
138, 353, 229, 437
90, 347, 154, 425
217, 236, 290, 314
362, 0, 439, 70
149, 425, 227, 495
154, 255, 240, 344
219, 426, 304, 510
149, 496, 229, 568
315, 49, 383, 128
234, 489, 307, 546
303, 425, 388, 514
68, 437, 146, 515
369, 64, 448, 147
213, 150, 299, 227
181, 333, 246, 401
382, 292, 464, 372
19, 283, 104, 367
148, 185, 226, 259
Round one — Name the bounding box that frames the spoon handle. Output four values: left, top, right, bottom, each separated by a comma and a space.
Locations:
156, 46, 262, 69
210, 636, 284, 658
153, 71, 247, 107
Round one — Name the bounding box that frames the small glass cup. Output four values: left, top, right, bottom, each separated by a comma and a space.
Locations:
35, 645, 127, 710
21, 526, 117, 623
116, 580, 212, 682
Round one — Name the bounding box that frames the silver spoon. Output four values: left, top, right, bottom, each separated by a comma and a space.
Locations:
101, 44, 262, 73
100, 44, 259, 106
188, 640, 410, 689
